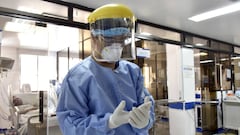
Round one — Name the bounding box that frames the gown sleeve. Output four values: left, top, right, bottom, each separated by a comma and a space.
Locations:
56, 74, 115, 135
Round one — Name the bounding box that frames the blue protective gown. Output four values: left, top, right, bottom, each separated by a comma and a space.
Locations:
56, 56, 155, 135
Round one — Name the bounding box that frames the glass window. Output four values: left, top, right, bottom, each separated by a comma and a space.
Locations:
185, 35, 209, 48
57, 48, 69, 83
232, 54, 240, 90
73, 8, 91, 23
194, 49, 232, 93
69, 44, 81, 69
38, 56, 56, 90
19, 1, 68, 20
20, 54, 38, 92
211, 41, 232, 52
82, 30, 92, 58
137, 23, 181, 41
20, 54, 56, 91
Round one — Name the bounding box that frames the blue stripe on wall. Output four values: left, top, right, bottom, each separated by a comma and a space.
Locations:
169, 102, 195, 110
169, 102, 183, 109
185, 102, 195, 109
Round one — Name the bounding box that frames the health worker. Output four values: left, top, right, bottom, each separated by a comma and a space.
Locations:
56, 3, 155, 135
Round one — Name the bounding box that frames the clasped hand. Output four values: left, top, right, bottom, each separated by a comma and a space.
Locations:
109, 96, 151, 129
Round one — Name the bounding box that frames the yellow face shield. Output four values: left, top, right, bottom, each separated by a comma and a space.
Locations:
88, 4, 136, 63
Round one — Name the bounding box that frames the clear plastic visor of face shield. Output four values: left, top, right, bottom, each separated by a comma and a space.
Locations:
90, 18, 136, 62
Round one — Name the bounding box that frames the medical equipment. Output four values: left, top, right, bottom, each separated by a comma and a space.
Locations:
0, 57, 14, 73
12, 90, 61, 135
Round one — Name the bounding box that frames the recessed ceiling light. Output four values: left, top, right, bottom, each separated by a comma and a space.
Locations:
200, 60, 213, 64
188, 2, 240, 22
195, 43, 205, 46
194, 52, 208, 57
140, 32, 152, 36
184, 44, 193, 48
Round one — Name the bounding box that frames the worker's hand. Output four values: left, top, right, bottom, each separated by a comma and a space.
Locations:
108, 101, 130, 129
129, 96, 151, 129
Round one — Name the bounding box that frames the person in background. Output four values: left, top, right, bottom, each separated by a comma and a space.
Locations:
56, 3, 155, 135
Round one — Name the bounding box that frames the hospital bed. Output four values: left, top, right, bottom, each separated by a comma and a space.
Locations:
11, 92, 61, 135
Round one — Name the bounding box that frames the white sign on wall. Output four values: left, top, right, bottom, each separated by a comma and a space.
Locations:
136, 47, 150, 58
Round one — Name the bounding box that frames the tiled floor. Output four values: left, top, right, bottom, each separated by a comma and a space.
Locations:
149, 119, 169, 135
210, 129, 238, 135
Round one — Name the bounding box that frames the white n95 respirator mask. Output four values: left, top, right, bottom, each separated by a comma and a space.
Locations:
101, 43, 123, 62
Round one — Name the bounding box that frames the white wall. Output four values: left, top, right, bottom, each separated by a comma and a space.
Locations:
181, 48, 195, 102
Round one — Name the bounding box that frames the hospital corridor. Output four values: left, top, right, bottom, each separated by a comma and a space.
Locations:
0, 0, 240, 135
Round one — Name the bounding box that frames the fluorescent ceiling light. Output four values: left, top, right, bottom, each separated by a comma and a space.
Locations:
194, 52, 208, 57
231, 56, 240, 60
195, 43, 205, 46
184, 44, 193, 48
189, 2, 240, 22
140, 32, 152, 36
200, 60, 213, 64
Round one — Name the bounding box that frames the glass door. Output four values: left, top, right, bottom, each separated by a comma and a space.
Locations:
134, 40, 169, 135
134, 40, 167, 100
194, 48, 232, 133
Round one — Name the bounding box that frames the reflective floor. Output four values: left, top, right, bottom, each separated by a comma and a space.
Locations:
199, 129, 238, 135
149, 118, 169, 135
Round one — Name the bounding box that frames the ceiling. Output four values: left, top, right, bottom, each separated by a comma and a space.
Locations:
0, 0, 240, 51
64, 0, 240, 46
0, 0, 76, 51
